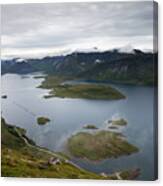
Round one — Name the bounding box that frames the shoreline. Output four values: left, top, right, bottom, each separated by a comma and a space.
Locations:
1, 118, 140, 180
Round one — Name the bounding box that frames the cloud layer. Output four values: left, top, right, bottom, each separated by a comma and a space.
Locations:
1, 2, 154, 58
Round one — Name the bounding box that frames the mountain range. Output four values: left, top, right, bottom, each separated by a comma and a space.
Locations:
1, 49, 157, 85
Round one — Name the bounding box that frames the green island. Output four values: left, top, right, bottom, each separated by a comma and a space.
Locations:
1, 118, 139, 179
111, 118, 128, 126
83, 124, 98, 129
37, 117, 50, 125
38, 76, 125, 100
67, 130, 139, 161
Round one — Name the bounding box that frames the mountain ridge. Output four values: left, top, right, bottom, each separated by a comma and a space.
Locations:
1, 49, 157, 86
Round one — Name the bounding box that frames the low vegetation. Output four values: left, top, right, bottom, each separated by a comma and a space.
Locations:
39, 76, 125, 100
67, 130, 138, 161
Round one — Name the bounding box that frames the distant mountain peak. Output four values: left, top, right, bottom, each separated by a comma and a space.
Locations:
133, 49, 145, 54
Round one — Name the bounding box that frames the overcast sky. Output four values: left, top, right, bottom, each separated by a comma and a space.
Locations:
1, 1, 154, 59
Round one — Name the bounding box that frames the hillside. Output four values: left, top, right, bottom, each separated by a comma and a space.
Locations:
78, 51, 157, 85
1, 118, 140, 179
1, 118, 106, 178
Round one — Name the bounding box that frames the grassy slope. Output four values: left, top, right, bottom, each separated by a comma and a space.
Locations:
67, 131, 139, 161
1, 118, 106, 179
38, 76, 125, 100
1, 119, 140, 180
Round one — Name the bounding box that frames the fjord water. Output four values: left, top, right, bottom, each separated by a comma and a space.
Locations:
1, 73, 156, 180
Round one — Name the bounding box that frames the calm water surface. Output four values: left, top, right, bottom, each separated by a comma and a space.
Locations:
1, 73, 156, 180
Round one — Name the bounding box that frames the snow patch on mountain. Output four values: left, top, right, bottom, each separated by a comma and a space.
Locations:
15, 58, 27, 63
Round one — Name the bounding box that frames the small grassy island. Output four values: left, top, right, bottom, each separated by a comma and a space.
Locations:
83, 124, 98, 129
1, 118, 140, 179
38, 76, 125, 100
111, 118, 128, 126
67, 130, 138, 161
37, 117, 50, 125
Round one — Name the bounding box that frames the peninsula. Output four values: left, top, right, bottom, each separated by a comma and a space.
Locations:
39, 76, 125, 100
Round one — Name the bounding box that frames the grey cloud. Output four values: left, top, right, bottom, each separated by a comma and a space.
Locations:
1, 1, 154, 58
